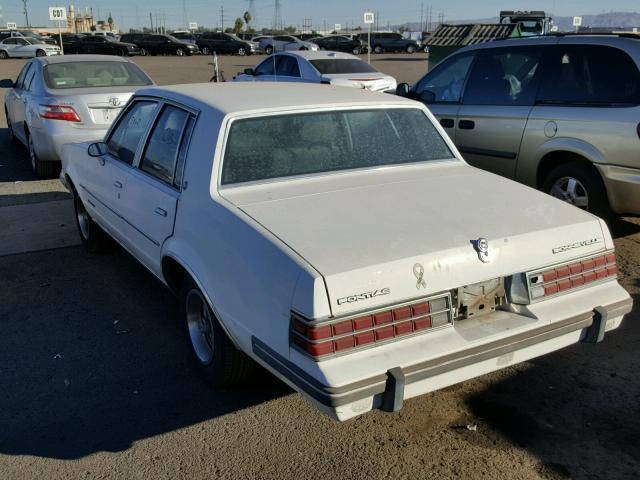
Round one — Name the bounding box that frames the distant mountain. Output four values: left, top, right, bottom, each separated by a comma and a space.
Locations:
400, 11, 640, 32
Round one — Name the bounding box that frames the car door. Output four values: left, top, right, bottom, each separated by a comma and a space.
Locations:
77, 100, 159, 241
455, 47, 544, 178
118, 103, 195, 276
412, 53, 475, 142
14, 37, 35, 57
7, 61, 34, 143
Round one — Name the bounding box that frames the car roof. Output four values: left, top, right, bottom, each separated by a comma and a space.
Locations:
35, 54, 132, 65
136, 82, 416, 115
458, 34, 640, 53
276, 50, 360, 60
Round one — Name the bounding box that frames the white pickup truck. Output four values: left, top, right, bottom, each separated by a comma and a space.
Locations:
60, 83, 632, 421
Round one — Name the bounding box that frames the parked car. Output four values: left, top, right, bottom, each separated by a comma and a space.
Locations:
356, 32, 420, 53
74, 35, 140, 56
2, 55, 154, 177
125, 34, 199, 56
310, 35, 367, 55
259, 35, 319, 55
296, 33, 319, 41
59, 82, 632, 421
396, 35, 640, 217
196, 32, 256, 56
119, 33, 150, 45
0, 29, 58, 45
235, 51, 397, 92
80, 31, 120, 42
57, 33, 86, 54
0, 37, 61, 58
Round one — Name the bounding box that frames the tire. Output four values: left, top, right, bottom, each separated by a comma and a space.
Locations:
118, 48, 126, 56
265, 45, 273, 55
27, 132, 56, 178
176, 48, 185, 56
542, 161, 611, 218
352, 47, 361, 55
139, 48, 148, 56
0, 50, 8, 59
201, 46, 211, 55
180, 277, 254, 386
373, 45, 383, 54
237, 46, 246, 56
406, 45, 416, 54
73, 192, 109, 253
5, 109, 19, 146
36, 49, 46, 57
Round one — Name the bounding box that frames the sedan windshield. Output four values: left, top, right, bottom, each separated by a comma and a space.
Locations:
310, 59, 379, 75
44, 62, 153, 89
221, 108, 454, 185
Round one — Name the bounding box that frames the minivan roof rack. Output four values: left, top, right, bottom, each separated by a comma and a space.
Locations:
546, 32, 640, 39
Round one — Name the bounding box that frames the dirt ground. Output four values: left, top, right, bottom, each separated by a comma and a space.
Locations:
1, 54, 639, 480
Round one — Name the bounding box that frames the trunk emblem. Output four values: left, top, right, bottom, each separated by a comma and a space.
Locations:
108, 97, 122, 107
413, 263, 427, 290
473, 238, 491, 263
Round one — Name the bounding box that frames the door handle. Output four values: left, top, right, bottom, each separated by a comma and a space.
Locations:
440, 118, 455, 128
113, 180, 123, 189
458, 120, 475, 130
154, 207, 167, 217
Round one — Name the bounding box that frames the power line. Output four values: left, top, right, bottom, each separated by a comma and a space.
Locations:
182, 0, 187, 28
272, 0, 282, 32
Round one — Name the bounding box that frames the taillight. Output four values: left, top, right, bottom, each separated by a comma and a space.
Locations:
291, 293, 453, 359
39, 104, 81, 122
508, 251, 618, 304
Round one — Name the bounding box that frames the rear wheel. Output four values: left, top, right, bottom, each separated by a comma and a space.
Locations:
406, 45, 416, 53
139, 48, 148, 56
118, 48, 126, 56
35, 49, 46, 57
265, 45, 273, 55
74, 192, 109, 252
373, 45, 383, 54
180, 277, 254, 386
176, 48, 185, 56
27, 132, 56, 178
5, 109, 19, 146
237, 46, 246, 56
0, 50, 8, 59
201, 46, 211, 55
542, 161, 611, 218
352, 46, 361, 55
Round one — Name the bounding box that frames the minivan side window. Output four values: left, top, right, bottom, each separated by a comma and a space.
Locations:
463, 48, 543, 106
414, 54, 474, 103
537, 45, 640, 106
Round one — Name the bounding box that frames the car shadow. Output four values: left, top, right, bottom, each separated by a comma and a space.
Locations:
463, 292, 640, 479
0, 127, 37, 183
609, 216, 640, 239
0, 244, 292, 460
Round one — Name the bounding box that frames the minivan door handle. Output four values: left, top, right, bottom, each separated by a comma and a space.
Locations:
439, 118, 455, 128
458, 120, 475, 130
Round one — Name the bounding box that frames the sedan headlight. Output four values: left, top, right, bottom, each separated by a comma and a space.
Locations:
506, 251, 618, 305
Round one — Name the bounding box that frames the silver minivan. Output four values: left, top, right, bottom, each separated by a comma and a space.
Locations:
397, 35, 640, 218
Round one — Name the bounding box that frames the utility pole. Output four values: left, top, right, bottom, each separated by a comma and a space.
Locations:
272, 0, 282, 32
150, 11, 153, 32
420, 2, 424, 32
22, 0, 29, 27
220, 6, 224, 31
248, 0, 257, 30
182, 0, 187, 29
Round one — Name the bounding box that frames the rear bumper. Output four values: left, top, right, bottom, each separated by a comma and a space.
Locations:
31, 124, 107, 162
252, 296, 632, 420
596, 164, 640, 215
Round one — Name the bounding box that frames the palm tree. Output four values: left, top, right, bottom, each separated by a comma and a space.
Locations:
243, 11, 252, 29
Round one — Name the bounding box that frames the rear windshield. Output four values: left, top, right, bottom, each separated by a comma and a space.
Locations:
310, 59, 379, 74
43, 62, 153, 89
221, 108, 454, 185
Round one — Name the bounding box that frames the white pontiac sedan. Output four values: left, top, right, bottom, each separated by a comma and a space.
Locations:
235, 51, 397, 92
60, 83, 632, 421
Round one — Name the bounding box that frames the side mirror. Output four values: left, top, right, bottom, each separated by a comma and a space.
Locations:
244, 68, 255, 76
419, 90, 436, 104
395, 82, 410, 97
88, 141, 108, 157
0, 78, 15, 88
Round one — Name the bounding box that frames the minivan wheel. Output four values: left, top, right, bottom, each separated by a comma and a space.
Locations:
237, 46, 246, 56
406, 45, 416, 53
265, 45, 274, 55
201, 46, 211, 55
74, 193, 109, 252
352, 47, 361, 55
373, 45, 383, 54
180, 277, 254, 386
542, 162, 611, 218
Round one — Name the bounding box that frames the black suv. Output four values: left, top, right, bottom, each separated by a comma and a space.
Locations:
71, 35, 140, 56
171, 32, 201, 44
197, 32, 255, 55
310, 35, 366, 55
357, 33, 420, 53
123, 34, 199, 56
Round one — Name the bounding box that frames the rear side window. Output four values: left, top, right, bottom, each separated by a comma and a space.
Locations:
107, 101, 157, 165
140, 105, 190, 185
537, 45, 640, 106
464, 48, 543, 105
221, 108, 454, 185
275, 56, 300, 77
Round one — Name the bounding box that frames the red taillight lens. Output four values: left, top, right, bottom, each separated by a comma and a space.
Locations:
39, 104, 81, 122
291, 294, 452, 359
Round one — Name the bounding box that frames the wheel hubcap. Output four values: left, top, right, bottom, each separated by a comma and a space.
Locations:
239, 48, 245, 55
76, 198, 90, 240
177, 49, 184, 56
186, 290, 215, 365
549, 176, 589, 209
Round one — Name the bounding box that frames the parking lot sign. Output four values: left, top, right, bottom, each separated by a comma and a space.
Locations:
334, 24, 341, 31
6, 22, 17, 30
572, 16, 582, 27
364, 12, 374, 24
49, 6, 67, 21
188, 22, 198, 30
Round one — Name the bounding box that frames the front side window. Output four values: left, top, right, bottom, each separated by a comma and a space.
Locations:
537, 45, 640, 106
255, 58, 276, 76
107, 101, 157, 165
415, 54, 474, 103
463, 48, 543, 106
221, 108, 454, 185
140, 105, 190, 185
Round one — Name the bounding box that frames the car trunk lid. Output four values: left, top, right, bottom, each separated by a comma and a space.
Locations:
44, 88, 135, 128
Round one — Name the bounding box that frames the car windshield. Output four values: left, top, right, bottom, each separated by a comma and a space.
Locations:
309, 59, 380, 74
221, 108, 454, 185
167, 35, 182, 42
43, 61, 153, 89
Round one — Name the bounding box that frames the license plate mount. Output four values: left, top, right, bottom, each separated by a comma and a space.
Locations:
456, 278, 505, 320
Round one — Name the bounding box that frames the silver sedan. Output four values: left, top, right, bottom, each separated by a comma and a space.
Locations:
259, 35, 319, 55
3, 54, 154, 177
